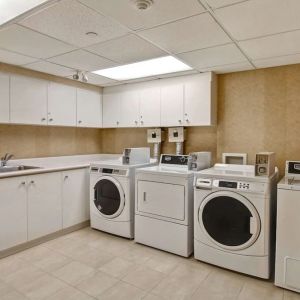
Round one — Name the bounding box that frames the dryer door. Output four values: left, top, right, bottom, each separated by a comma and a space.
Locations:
93, 176, 125, 219
198, 191, 261, 251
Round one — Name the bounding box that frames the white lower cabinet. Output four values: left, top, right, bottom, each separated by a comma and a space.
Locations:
62, 168, 90, 228
27, 172, 62, 241
0, 177, 27, 251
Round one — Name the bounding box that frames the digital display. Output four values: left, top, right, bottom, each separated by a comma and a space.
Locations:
151, 133, 157, 138
173, 132, 179, 137
219, 181, 237, 189
288, 162, 300, 174
102, 168, 113, 174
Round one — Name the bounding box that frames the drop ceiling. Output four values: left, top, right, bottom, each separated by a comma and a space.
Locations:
0, 0, 300, 87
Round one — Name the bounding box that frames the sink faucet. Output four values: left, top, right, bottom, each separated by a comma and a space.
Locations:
0, 153, 14, 167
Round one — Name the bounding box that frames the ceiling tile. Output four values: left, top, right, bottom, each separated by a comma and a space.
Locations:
253, 54, 300, 69
20, 0, 129, 47
178, 43, 247, 69
0, 48, 37, 65
23, 61, 75, 76
239, 30, 300, 60
85, 73, 118, 85
78, 0, 206, 31
156, 69, 199, 79
204, 0, 247, 9
0, 24, 75, 59
138, 13, 231, 54
86, 34, 166, 64
200, 61, 254, 73
215, 0, 300, 41
47, 49, 116, 71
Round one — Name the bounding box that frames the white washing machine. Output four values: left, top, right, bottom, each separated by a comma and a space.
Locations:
90, 159, 155, 239
135, 154, 211, 257
194, 164, 277, 278
275, 161, 300, 292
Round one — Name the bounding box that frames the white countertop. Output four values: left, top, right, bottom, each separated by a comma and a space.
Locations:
0, 154, 121, 179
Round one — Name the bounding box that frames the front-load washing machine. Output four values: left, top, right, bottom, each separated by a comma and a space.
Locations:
90, 159, 156, 239
194, 164, 278, 278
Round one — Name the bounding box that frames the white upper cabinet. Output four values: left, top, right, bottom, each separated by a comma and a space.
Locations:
48, 82, 76, 126
0, 72, 9, 124
161, 81, 184, 127
184, 73, 217, 126
77, 88, 102, 128
139, 84, 161, 127
10, 75, 48, 125
120, 87, 140, 127
103, 87, 121, 128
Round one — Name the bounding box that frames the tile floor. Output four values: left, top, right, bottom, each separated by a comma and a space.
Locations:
0, 227, 299, 300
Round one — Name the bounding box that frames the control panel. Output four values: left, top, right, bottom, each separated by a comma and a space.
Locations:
90, 167, 128, 176
195, 178, 266, 193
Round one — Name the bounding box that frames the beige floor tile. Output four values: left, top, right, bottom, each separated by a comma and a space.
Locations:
143, 252, 180, 274
0, 256, 30, 280
99, 257, 138, 279
198, 268, 245, 299
16, 246, 53, 264
0, 281, 14, 297
76, 271, 118, 297
51, 261, 95, 285
66, 244, 114, 268
284, 290, 300, 300
119, 246, 154, 264
151, 262, 212, 299
33, 251, 71, 272
97, 281, 146, 300
17, 274, 67, 300
45, 286, 95, 300
43, 237, 82, 256
4, 265, 46, 289
1, 290, 29, 300
122, 265, 165, 291
143, 293, 165, 300
237, 278, 284, 300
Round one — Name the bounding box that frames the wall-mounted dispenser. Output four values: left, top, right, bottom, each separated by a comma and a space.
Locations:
147, 128, 165, 161
168, 127, 185, 155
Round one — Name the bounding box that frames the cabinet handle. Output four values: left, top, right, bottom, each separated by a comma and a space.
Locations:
134, 120, 138, 124
143, 192, 146, 202
78, 120, 82, 124
41, 118, 46, 121
64, 175, 69, 180
141, 120, 144, 125
178, 120, 182, 123
21, 181, 26, 185
30, 180, 35, 184
184, 113, 188, 116
49, 118, 53, 122
185, 119, 189, 123
116, 121, 119, 125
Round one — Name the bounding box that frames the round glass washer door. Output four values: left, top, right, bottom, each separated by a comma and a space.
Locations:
93, 176, 125, 219
198, 191, 261, 251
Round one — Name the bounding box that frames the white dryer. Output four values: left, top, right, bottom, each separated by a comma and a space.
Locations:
135, 154, 211, 257
90, 159, 155, 239
275, 161, 300, 292
194, 164, 277, 279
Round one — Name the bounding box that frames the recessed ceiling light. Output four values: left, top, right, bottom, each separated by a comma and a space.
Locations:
0, 0, 49, 25
86, 31, 98, 37
92, 56, 192, 81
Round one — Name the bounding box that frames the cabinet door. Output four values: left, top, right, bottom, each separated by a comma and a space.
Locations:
62, 169, 89, 228
27, 172, 62, 240
161, 82, 184, 127
103, 88, 121, 128
77, 88, 102, 128
120, 88, 140, 127
139, 86, 161, 127
48, 82, 76, 126
0, 72, 9, 123
10, 75, 48, 125
184, 74, 212, 126
0, 177, 27, 251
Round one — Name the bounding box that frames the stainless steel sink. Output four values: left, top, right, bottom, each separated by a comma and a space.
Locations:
0, 165, 41, 173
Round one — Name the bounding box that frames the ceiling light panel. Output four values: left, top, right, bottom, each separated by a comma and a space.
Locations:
0, 0, 49, 25
20, 0, 129, 47
92, 56, 192, 80
78, 0, 205, 31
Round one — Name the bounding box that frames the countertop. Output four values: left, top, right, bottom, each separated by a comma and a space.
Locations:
0, 154, 121, 179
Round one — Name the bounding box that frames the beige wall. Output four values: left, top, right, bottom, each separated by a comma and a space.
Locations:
1, 62, 300, 176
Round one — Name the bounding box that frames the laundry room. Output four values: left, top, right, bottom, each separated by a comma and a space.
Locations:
1, 0, 300, 299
